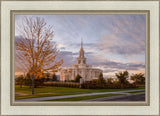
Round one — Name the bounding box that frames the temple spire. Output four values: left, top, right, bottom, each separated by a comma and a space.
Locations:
81, 37, 83, 49
78, 37, 85, 58
77, 37, 86, 64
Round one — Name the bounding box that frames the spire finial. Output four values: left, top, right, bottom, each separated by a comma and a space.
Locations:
81, 37, 83, 49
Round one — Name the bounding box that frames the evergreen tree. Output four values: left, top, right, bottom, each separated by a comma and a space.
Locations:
52, 74, 57, 81
106, 77, 113, 84
16, 75, 24, 88
74, 74, 82, 82
98, 73, 106, 84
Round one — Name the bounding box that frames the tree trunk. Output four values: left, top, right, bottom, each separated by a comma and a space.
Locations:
32, 75, 35, 95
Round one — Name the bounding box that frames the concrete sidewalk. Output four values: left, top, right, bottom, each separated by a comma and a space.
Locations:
83, 92, 145, 101
16, 89, 144, 102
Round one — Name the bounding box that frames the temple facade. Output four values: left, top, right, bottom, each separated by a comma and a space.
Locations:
60, 38, 103, 82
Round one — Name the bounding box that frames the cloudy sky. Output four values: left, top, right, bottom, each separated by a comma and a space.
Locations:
15, 14, 145, 78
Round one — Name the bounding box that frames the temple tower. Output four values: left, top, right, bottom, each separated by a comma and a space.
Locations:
60, 37, 103, 82
77, 38, 86, 65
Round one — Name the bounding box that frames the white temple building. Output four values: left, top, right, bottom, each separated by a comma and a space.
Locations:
60, 38, 103, 82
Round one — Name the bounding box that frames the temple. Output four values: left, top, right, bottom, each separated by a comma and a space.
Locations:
60, 38, 103, 82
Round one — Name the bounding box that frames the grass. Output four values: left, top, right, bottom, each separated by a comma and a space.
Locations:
15, 85, 145, 100
128, 90, 145, 94
45, 94, 122, 101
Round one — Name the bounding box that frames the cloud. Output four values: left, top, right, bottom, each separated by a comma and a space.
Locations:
58, 51, 77, 67
97, 33, 145, 55
95, 15, 145, 56
58, 50, 95, 67
82, 52, 145, 77
15, 15, 146, 77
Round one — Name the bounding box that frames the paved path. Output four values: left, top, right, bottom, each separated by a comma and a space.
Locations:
16, 89, 144, 102
84, 92, 145, 101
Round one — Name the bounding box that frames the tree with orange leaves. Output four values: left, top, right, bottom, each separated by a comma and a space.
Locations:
15, 17, 63, 94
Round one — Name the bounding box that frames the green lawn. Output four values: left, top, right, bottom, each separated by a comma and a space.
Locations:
15, 85, 145, 100
45, 94, 122, 101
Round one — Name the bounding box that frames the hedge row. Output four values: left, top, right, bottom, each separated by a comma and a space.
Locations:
16, 80, 137, 89
81, 83, 137, 89
44, 81, 137, 89
44, 82, 80, 88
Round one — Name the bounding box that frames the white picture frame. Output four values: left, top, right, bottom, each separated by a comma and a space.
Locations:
1, 0, 159, 115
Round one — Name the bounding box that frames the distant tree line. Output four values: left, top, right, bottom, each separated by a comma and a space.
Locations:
15, 72, 58, 88
80, 71, 145, 89
16, 70, 145, 89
